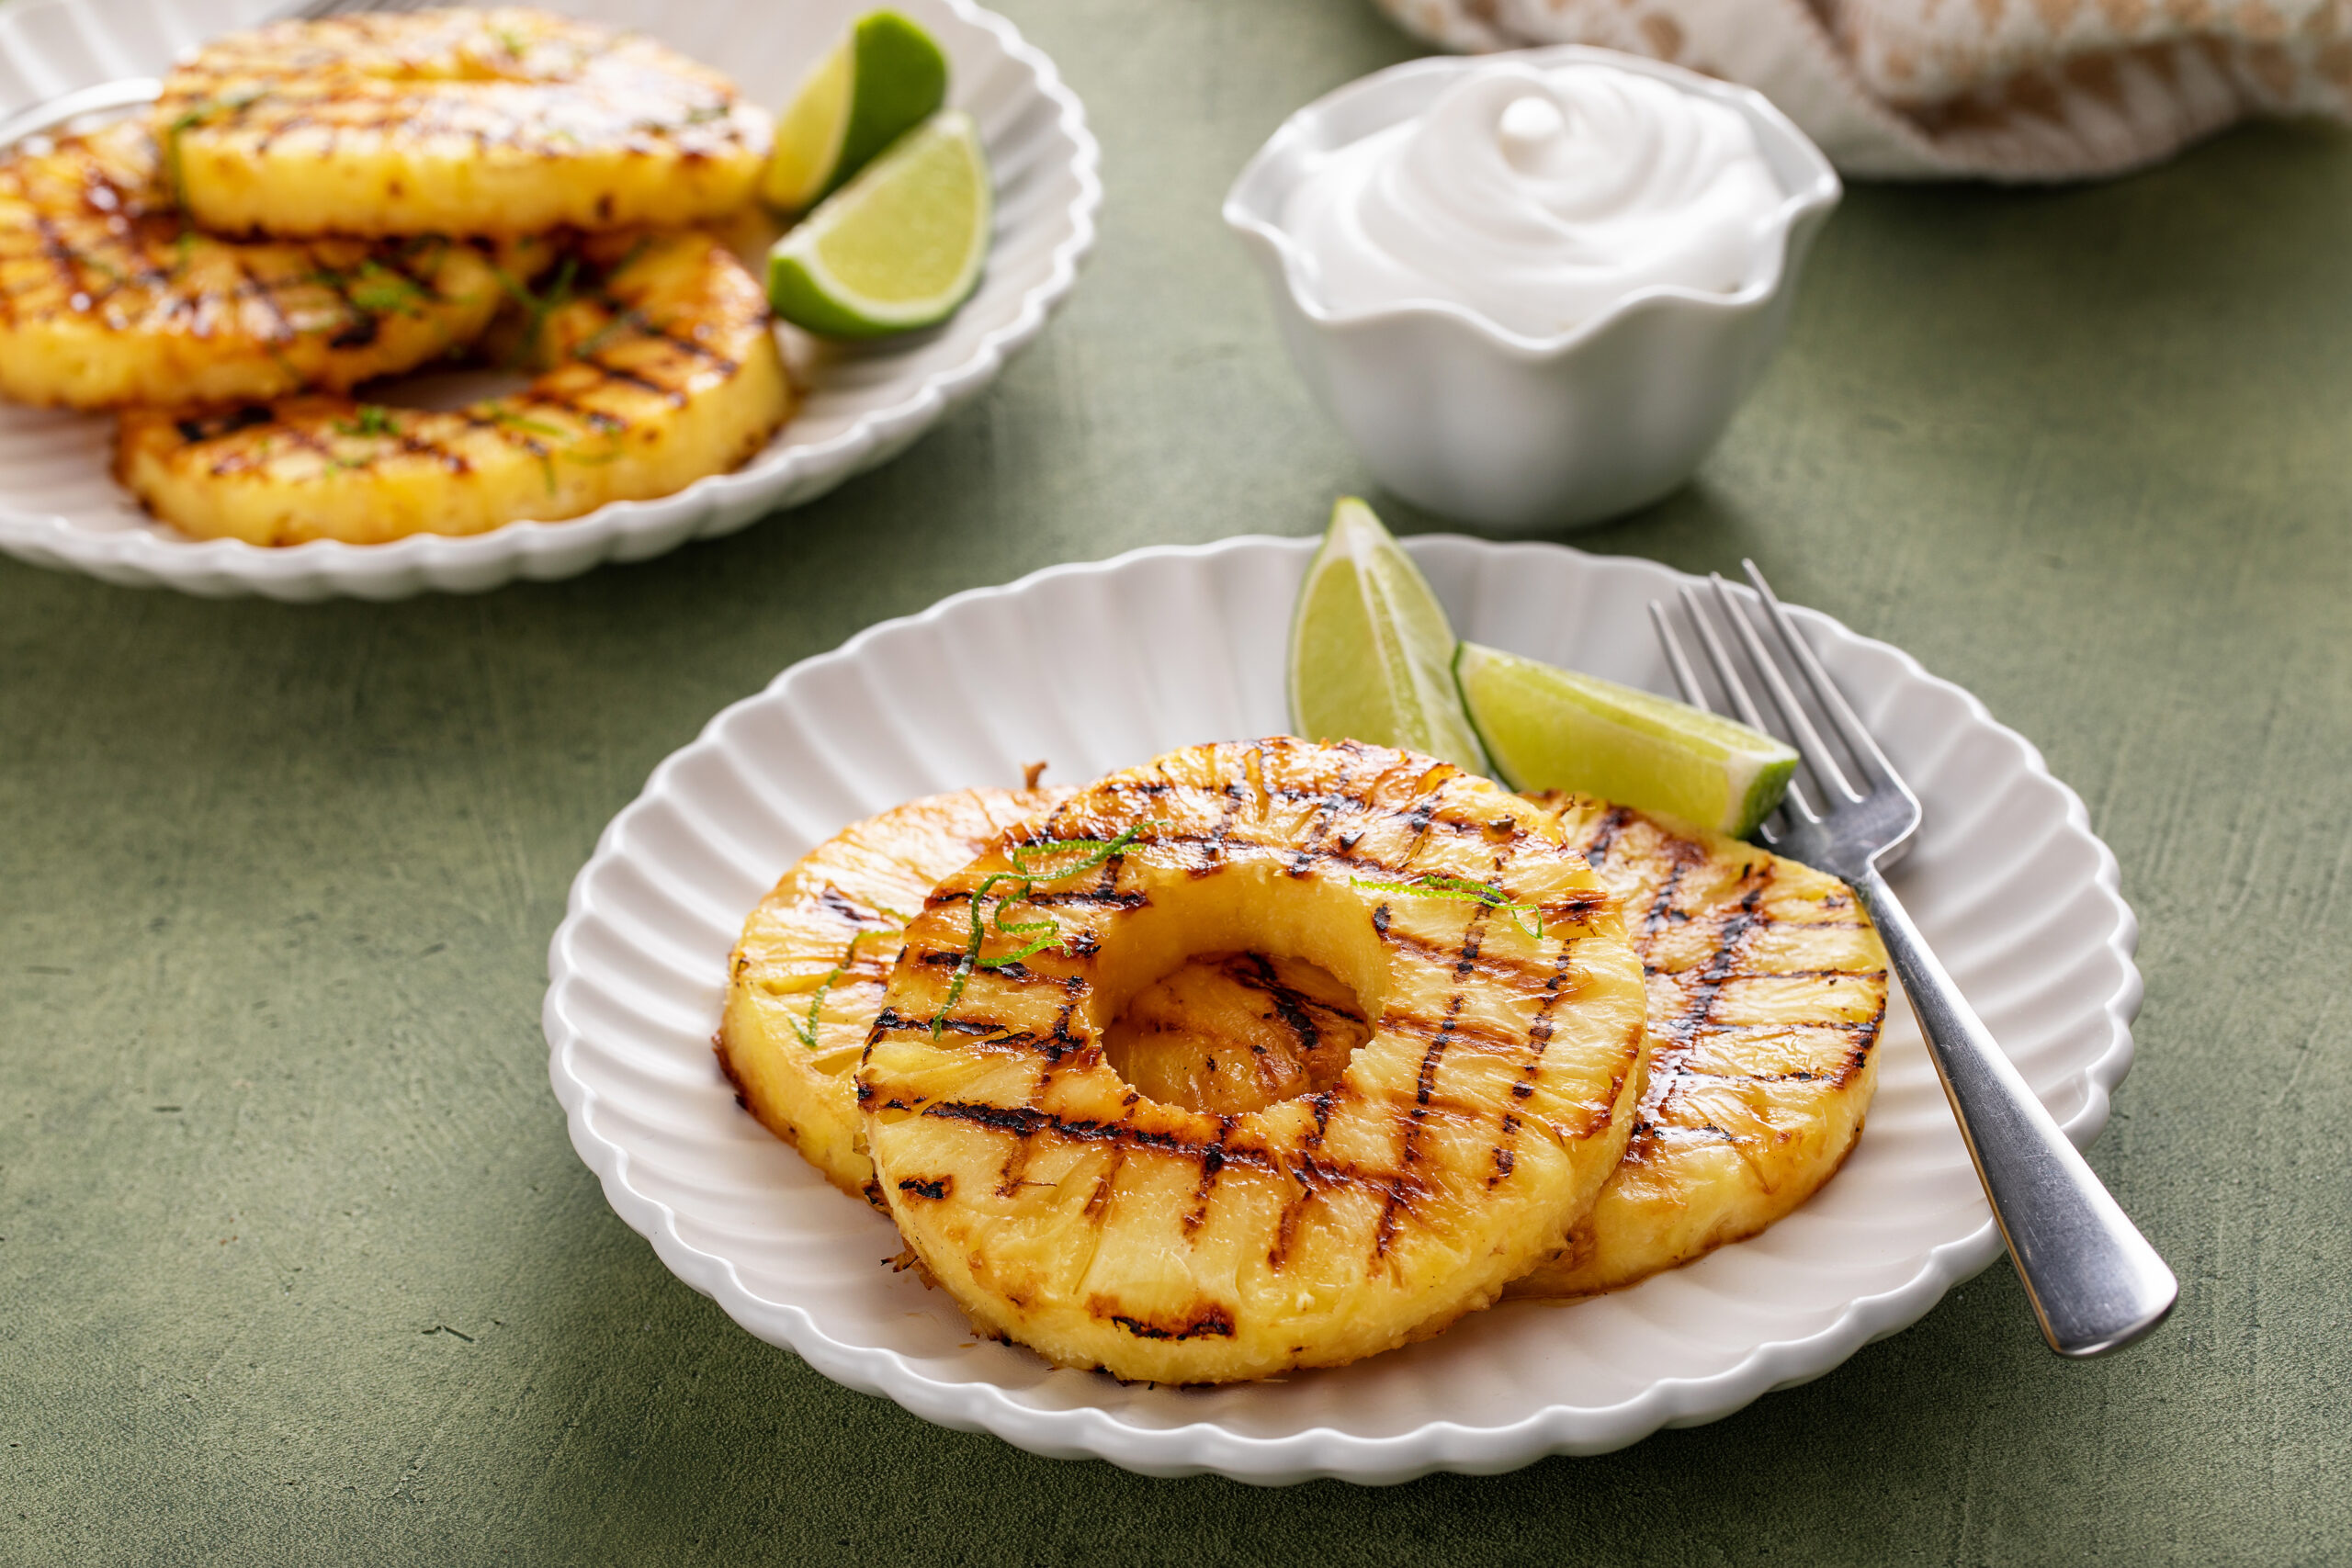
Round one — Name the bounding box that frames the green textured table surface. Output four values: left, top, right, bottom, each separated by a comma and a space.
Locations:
4, 2, 2349, 1562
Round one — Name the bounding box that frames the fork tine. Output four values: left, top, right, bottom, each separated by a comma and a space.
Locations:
1740, 558, 1900, 792
1676, 583, 1820, 824
1677, 584, 1764, 728
1708, 572, 1862, 804
290, 0, 429, 20
1652, 601, 1789, 846
1647, 600, 1706, 708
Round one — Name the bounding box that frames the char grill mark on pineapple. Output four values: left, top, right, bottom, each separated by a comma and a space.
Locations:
1637, 841, 1704, 938
1182, 1122, 1234, 1238
1180, 784, 1246, 876
1375, 924, 1590, 995
1625, 874, 1774, 1152
1099, 1305, 1235, 1342
1631, 863, 1881, 1123
1650, 877, 1769, 1043
1246, 953, 1331, 1048
1376, 998, 1537, 1055
1284, 758, 1362, 875
1487, 934, 1589, 1182
1584, 804, 1636, 866
914, 1100, 1281, 1175
1376, 986, 1468, 1262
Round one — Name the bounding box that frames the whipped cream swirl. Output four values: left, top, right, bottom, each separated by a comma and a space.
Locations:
1281, 62, 1784, 339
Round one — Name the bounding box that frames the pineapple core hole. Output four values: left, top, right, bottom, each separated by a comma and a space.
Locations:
1076, 862, 1388, 1117
1101, 952, 1372, 1118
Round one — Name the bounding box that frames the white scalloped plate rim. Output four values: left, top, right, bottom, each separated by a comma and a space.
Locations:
0, 0, 1099, 600
544, 534, 2142, 1484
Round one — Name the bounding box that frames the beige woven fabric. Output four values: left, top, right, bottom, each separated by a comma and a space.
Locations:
1373, 0, 2352, 177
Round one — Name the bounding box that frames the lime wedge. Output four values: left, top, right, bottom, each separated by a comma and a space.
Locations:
1454, 641, 1798, 838
762, 10, 950, 215
1288, 498, 1487, 773
766, 110, 990, 339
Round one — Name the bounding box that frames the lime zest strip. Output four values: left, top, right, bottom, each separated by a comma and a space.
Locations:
1350, 874, 1544, 941
789, 903, 911, 1053
930, 822, 1165, 1038
491, 253, 578, 368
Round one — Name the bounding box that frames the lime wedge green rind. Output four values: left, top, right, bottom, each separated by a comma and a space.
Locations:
1454, 641, 1798, 839
832, 13, 950, 201
766, 110, 991, 340
1287, 498, 1488, 775
763, 10, 949, 214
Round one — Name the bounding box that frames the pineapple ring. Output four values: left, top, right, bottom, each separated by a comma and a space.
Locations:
157, 7, 770, 240
718, 791, 1384, 1195
718, 786, 1073, 1204
1506, 796, 1889, 1300
1107, 794, 1892, 1301
115, 229, 792, 547
721, 787, 1884, 1307
0, 122, 520, 411
858, 738, 1651, 1384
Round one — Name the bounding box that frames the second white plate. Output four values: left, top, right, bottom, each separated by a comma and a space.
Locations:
0, 0, 1098, 599
543, 535, 2142, 1483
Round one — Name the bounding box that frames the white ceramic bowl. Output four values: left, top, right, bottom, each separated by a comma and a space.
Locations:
545, 535, 2143, 1483
1225, 49, 1839, 533
0, 0, 1097, 600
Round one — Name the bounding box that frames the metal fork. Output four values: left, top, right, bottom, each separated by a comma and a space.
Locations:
0, 0, 430, 150
1654, 560, 2177, 1359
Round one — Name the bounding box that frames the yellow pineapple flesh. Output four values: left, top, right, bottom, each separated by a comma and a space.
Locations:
1101, 951, 1368, 1118
158, 7, 770, 240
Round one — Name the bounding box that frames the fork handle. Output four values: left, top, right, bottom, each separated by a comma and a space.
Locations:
1854, 865, 2177, 1357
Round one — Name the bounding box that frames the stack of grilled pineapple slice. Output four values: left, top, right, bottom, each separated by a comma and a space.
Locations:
719, 735, 1890, 1384
0, 7, 791, 546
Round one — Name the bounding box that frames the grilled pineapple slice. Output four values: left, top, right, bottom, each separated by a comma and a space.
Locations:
0, 121, 515, 410
158, 8, 769, 240
719, 786, 1071, 1202
859, 739, 1650, 1383
718, 795, 1364, 1191
116, 230, 791, 546
1504, 795, 1888, 1299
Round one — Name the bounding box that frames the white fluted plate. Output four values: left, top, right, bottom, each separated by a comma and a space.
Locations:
543, 536, 2141, 1484
0, 0, 1097, 600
